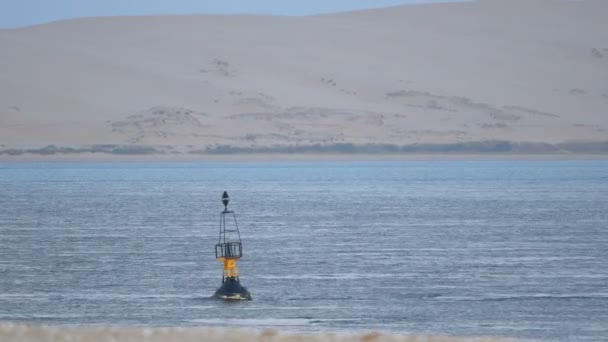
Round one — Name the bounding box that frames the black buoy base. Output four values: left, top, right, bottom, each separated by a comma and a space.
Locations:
214, 276, 252, 301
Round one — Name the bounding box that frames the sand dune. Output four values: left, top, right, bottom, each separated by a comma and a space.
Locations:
0, 0, 607, 155
0, 323, 515, 342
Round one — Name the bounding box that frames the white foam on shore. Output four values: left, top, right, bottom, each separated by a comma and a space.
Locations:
0, 322, 516, 342
189, 318, 312, 326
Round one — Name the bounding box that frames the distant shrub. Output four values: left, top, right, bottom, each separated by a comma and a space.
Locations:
110, 145, 160, 155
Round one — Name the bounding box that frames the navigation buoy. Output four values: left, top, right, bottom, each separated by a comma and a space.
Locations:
213, 191, 252, 300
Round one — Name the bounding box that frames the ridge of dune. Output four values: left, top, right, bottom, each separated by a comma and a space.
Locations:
1, 0, 607, 156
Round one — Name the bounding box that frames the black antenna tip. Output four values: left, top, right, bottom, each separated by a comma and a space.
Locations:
222, 191, 230, 208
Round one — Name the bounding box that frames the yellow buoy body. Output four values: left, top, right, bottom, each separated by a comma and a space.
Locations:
218, 257, 239, 278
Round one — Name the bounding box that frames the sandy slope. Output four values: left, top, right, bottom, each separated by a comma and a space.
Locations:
0, 0, 607, 152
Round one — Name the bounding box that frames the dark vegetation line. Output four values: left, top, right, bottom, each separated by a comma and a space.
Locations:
0, 145, 160, 156
1, 141, 608, 156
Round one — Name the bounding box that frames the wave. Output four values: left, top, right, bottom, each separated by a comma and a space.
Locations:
0, 322, 515, 342
442, 293, 608, 302
188, 318, 313, 326
254, 273, 416, 280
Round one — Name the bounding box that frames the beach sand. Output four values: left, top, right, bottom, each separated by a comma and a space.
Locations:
0, 323, 515, 342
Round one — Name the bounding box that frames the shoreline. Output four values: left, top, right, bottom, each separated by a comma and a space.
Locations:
1, 153, 608, 163
1, 141, 607, 162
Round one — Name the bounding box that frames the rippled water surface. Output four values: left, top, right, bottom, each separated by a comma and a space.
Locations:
1, 161, 607, 341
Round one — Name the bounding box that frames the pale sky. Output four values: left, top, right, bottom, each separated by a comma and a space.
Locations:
1, 0, 461, 29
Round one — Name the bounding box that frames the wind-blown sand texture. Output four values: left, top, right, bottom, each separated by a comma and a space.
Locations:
0, 0, 607, 157
0, 323, 515, 342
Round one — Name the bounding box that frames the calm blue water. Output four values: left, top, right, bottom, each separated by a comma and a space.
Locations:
1, 161, 607, 341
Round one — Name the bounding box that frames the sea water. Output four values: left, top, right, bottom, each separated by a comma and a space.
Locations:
0, 161, 607, 341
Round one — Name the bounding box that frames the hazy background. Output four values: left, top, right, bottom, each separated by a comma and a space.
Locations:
1, 0, 606, 157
